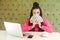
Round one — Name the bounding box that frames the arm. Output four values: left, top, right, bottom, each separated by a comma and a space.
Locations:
21, 18, 32, 32
41, 18, 53, 33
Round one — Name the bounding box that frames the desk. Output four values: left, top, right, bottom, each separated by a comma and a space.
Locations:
0, 30, 60, 40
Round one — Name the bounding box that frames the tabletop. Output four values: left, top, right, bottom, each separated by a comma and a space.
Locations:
0, 30, 60, 40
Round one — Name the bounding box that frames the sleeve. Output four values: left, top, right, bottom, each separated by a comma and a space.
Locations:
21, 18, 32, 32
41, 18, 54, 33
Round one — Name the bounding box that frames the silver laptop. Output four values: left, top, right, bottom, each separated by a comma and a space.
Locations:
4, 22, 23, 37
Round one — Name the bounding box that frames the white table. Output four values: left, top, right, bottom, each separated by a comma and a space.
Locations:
0, 30, 60, 40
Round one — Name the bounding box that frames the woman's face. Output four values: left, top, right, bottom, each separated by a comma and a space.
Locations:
32, 9, 40, 16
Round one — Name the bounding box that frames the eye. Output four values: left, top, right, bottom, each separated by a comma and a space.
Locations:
37, 12, 39, 14
33, 12, 36, 14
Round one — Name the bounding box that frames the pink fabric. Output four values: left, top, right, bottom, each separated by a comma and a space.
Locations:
35, 24, 39, 32
21, 18, 53, 33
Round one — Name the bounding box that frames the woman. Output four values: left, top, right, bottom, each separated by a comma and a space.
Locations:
22, 2, 53, 33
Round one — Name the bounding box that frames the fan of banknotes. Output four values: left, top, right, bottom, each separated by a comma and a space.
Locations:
30, 15, 43, 23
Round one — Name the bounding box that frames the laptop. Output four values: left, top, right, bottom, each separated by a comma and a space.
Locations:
4, 22, 23, 37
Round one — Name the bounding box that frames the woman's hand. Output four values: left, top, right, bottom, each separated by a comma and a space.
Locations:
32, 20, 41, 28
38, 21, 41, 28
32, 20, 38, 28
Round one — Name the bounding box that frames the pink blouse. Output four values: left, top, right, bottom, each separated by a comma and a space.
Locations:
21, 18, 53, 33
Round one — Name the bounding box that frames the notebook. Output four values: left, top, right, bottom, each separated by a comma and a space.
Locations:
4, 22, 23, 37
